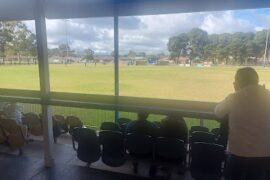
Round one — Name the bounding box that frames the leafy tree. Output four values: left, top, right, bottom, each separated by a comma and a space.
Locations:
255, 29, 270, 59
128, 50, 136, 58
27, 33, 37, 64
216, 33, 231, 64
204, 34, 219, 63
0, 21, 16, 63
0, 21, 36, 64
168, 28, 270, 65
188, 28, 208, 62
246, 40, 260, 64
137, 52, 146, 57
167, 33, 189, 64
11, 22, 36, 64
58, 44, 70, 64
157, 52, 166, 59
228, 32, 254, 65
58, 44, 70, 57
127, 50, 136, 65
83, 48, 94, 66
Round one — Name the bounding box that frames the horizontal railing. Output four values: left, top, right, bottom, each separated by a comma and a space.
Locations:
18, 104, 219, 131
0, 88, 218, 120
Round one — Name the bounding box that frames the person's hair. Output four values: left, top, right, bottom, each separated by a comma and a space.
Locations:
168, 113, 183, 121
137, 112, 149, 121
235, 67, 259, 89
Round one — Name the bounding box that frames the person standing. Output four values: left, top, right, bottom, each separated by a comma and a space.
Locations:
215, 67, 270, 180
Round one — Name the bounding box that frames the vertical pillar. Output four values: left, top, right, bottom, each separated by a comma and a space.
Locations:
35, 0, 54, 167
200, 119, 204, 127
114, 14, 120, 123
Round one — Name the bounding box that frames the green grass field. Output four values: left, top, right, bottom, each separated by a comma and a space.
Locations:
1, 64, 270, 129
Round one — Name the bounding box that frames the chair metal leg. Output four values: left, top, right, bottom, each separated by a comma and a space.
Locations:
18, 148, 23, 156
149, 164, 157, 177
133, 162, 138, 174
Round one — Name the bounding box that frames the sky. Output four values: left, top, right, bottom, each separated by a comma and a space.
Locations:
24, 8, 270, 55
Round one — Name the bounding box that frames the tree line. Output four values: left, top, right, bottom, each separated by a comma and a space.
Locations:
168, 28, 270, 65
2, 21, 269, 66
0, 21, 37, 64
48, 44, 95, 65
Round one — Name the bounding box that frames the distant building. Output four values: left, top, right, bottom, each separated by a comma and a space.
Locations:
49, 56, 81, 64
148, 57, 158, 65
177, 56, 189, 64
96, 55, 114, 64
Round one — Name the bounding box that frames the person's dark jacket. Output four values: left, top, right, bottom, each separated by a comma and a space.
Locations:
159, 117, 188, 143
125, 119, 158, 137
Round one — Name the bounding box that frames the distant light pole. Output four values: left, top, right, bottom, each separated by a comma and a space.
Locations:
263, 29, 269, 67
65, 19, 70, 64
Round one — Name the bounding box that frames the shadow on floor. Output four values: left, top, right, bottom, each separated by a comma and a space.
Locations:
0, 136, 194, 180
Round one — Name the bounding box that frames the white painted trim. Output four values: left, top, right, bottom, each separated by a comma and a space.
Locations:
35, 0, 54, 167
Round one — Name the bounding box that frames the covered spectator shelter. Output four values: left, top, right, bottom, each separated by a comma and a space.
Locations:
0, 0, 269, 167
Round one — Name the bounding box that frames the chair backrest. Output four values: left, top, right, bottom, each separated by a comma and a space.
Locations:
0, 111, 8, 119
0, 118, 21, 134
190, 142, 225, 180
67, 116, 82, 127
156, 137, 186, 161
0, 118, 25, 148
72, 127, 81, 142
117, 118, 132, 125
99, 130, 126, 167
67, 116, 83, 135
53, 115, 66, 122
190, 131, 216, 144
0, 127, 6, 144
77, 128, 101, 164
100, 122, 120, 131
23, 112, 43, 136
120, 123, 128, 134
125, 133, 154, 156
153, 121, 161, 128
53, 114, 69, 133
99, 130, 124, 153
190, 126, 209, 134
159, 120, 188, 143
23, 112, 41, 125
71, 127, 84, 151
211, 128, 220, 136
39, 113, 43, 119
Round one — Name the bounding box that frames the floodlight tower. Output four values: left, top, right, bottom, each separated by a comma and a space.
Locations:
263, 29, 269, 67
65, 19, 70, 64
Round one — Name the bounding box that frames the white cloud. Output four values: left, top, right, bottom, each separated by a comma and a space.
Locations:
118, 13, 205, 54
255, 26, 264, 31
23, 9, 270, 55
200, 11, 255, 34
45, 19, 114, 53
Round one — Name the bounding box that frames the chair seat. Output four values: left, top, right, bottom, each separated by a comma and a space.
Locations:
102, 153, 126, 167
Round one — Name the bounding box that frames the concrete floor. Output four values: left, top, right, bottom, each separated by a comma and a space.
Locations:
0, 134, 195, 180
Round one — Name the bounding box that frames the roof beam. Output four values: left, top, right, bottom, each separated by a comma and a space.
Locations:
1, 0, 269, 21
45, 0, 270, 19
